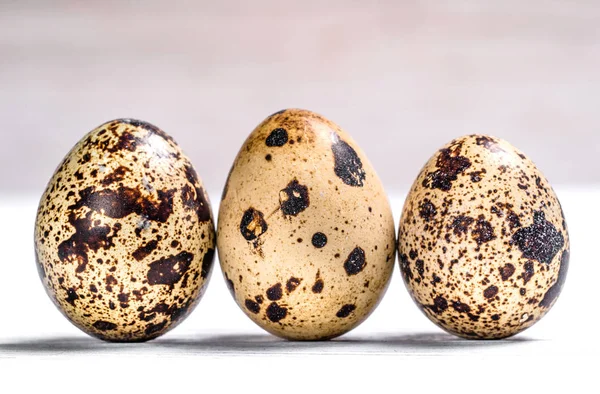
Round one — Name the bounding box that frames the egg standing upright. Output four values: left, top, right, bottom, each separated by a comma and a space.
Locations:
34, 119, 215, 342
218, 109, 396, 340
398, 135, 569, 339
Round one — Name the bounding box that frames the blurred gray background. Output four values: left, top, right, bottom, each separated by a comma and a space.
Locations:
1, 0, 599, 197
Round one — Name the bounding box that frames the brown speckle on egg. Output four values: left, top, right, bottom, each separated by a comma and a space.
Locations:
265, 128, 289, 147
266, 302, 288, 323
311, 232, 328, 248
279, 180, 310, 217
266, 283, 283, 301
336, 304, 356, 318
331, 133, 366, 187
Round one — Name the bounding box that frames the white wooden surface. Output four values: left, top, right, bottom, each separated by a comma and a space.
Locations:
0, 191, 597, 392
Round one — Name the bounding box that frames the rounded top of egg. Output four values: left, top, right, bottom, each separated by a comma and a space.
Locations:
398, 134, 569, 339
34, 118, 215, 341
218, 108, 396, 340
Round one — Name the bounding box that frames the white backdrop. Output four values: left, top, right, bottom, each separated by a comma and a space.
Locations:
1, 0, 599, 197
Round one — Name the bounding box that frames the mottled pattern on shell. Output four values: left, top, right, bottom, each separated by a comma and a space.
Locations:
218, 109, 396, 340
34, 119, 215, 342
398, 135, 570, 339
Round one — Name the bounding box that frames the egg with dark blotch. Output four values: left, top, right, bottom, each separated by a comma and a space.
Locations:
398, 135, 569, 339
34, 119, 215, 342
217, 109, 395, 340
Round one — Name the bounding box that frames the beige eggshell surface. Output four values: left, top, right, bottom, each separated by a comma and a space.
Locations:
218, 109, 395, 340
34, 119, 215, 342
398, 135, 569, 339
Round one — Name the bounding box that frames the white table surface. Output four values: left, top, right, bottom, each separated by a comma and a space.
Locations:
0, 190, 597, 392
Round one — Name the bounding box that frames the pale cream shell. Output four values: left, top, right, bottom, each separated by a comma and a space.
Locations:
218, 109, 395, 340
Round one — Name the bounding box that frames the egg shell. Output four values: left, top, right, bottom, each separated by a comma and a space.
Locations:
34, 119, 215, 342
217, 109, 395, 340
398, 135, 569, 339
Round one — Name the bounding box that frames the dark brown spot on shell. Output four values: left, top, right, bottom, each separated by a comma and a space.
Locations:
507, 211, 521, 229
245, 299, 261, 314
266, 302, 288, 322
266, 283, 283, 301
520, 288, 527, 296
182, 165, 212, 223
452, 301, 471, 313
426, 295, 448, 314
399, 253, 413, 281
279, 180, 309, 217
452, 301, 479, 321
240, 208, 268, 241
58, 210, 122, 274
286, 277, 302, 293
132, 239, 159, 261
311, 232, 327, 248
69, 186, 176, 223
331, 133, 366, 187
499, 263, 516, 280
225, 273, 235, 297
105, 275, 118, 292
415, 260, 425, 278
475, 135, 504, 152
336, 304, 356, 318
266, 128, 288, 147
144, 320, 168, 336
422, 143, 471, 191
118, 292, 130, 308
101, 166, 130, 186
344, 247, 366, 275
138, 300, 192, 323
522, 261, 535, 284
484, 285, 498, 299
105, 131, 143, 153
312, 279, 324, 293
469, 169, 486, 182
311, 270, 324, 293
93, 320, 117, 331
147, 251, 194, 287
449, 215, 474, 236
512, 211, 564, 265
472, 215, 496, 245
65, 288, 79, 306
419, 199, 437, 222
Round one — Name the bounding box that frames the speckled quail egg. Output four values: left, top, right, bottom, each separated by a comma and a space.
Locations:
217, 109, 395, 340
398, 134, 569, 339
34, 119, 215, 342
